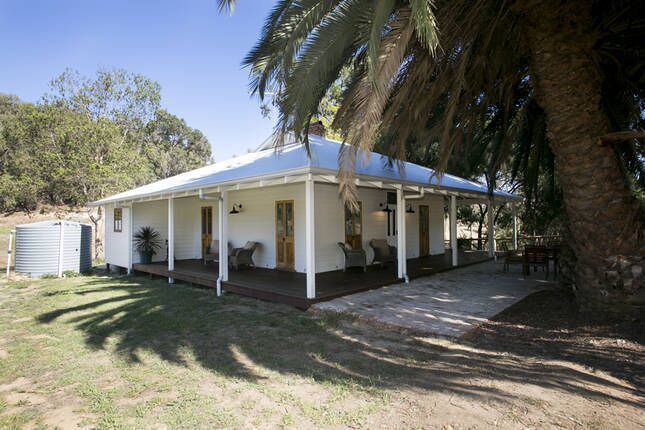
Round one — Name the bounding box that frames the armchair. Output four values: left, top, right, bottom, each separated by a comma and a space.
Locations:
229, 241, 259, 270
203, 240, 232, 264
337, 242, 367, 272
369, 239, 397, 267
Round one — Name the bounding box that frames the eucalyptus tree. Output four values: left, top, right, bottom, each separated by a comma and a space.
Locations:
220, 0, 644, 315
143, 109, 212, 179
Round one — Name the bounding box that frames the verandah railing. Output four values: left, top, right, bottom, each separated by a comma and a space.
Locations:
444, 235, 562, 251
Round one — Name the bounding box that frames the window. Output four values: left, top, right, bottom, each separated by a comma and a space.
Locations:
344, 202, 362, 249
387, 191, 396, 205
114, 208, 123, 232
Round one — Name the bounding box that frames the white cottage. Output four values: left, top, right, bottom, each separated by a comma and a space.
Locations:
92, 132, 520, 308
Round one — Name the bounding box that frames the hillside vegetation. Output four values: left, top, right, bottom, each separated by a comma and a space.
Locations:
0, 68, 212, 212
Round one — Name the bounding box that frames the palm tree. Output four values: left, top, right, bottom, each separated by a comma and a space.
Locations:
220, 0, 644, 316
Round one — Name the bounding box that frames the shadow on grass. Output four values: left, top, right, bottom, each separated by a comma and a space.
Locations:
37, 275, 644, 407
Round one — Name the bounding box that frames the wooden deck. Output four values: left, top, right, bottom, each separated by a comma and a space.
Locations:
133, 250, 490, 309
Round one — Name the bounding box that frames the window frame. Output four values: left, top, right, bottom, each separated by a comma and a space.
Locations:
113, 208, 123, 233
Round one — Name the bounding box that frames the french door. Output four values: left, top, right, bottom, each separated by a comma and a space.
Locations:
275, 200, 295, 271
201, 206, 213, 258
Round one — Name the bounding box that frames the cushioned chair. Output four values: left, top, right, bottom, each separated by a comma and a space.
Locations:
369, 239, 397, 267
202, 240, 232, 264
229, 241, 259, 270
337, 242, 367, 272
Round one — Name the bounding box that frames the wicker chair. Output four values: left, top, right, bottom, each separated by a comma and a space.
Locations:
229, 241, 259, 270
202, 240, 233, 264
337, 242, 367, 272
369, 239, 397, 267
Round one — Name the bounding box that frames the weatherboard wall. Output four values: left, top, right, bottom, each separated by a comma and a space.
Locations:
104, 182, 446, 273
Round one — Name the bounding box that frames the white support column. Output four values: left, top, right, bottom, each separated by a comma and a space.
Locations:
487, 197, 495, 258
450, 195, 458, 267
127, 205, 133, 275
168, 197, 175, 283
220, 190, 229, 283
305, 175, 316, 299
396, 187, 407, 281
512, 203, 518, 250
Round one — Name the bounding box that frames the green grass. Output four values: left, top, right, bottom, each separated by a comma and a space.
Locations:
0, 272, 638, 429
0, 274, 403, 429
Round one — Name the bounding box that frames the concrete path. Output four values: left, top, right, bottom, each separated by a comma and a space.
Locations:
311, 261, 550, 338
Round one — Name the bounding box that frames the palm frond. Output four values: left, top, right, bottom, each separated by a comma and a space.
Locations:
217, 0, 236, 14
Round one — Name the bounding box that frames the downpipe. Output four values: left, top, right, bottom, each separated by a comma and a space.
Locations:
401, 188, 425, 283
216, 277, 222, 297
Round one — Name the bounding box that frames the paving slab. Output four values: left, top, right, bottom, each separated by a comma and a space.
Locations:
311, 261, 551, 338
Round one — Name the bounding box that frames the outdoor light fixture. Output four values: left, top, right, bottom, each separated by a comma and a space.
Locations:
379, 202, 392, 213
379, 203, 395, 235
229, 203, 243, 214
406, 204, 415, 214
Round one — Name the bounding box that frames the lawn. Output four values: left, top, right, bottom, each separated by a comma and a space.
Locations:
0, 273, 643, 429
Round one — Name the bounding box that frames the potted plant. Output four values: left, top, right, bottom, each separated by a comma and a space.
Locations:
133, 226, 162, 264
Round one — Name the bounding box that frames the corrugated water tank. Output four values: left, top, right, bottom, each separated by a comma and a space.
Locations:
14, 220, 92, 277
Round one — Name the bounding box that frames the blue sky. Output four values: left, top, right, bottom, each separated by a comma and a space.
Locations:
0, 0, 276, 161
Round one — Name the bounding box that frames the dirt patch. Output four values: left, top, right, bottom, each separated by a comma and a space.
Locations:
0, 377, 31, 393
25, 334, 58, 341
4, 391, 48, 406
464, 288, 645, 390
42, 403, 86, 430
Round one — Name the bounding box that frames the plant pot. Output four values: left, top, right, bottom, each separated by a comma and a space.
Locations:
139, 251, 154, 264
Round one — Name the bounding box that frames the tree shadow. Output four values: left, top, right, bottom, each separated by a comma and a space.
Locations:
462, 288, 645, 392
36, 276, 644, 407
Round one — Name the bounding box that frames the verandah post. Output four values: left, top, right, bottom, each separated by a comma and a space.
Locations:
127, 204, 133, 275
220, 190, 229, 284
512, 203, 518, 250
305, 175, 316, 299
396, 186, 407, 281
450, 195, 458, 267
168, 197, 174, 283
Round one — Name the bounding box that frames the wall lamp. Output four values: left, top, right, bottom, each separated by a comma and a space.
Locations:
229, 203, 243, 214
379, 202, 392, 213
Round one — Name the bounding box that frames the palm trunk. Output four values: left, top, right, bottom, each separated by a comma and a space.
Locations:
522, 0, 643, 316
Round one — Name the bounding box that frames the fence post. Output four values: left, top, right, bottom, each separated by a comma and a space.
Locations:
6, 230, 14, 278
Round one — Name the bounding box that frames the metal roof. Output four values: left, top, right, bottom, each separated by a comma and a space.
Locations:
92, 134, 520, 205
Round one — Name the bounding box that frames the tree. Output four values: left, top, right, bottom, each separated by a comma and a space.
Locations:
0, 100, 149, 210
0, 70, 211, 209
143, 109, 212, 179
223, 0, 645, 315
44, 68, 161, 129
